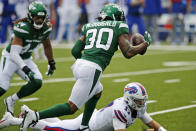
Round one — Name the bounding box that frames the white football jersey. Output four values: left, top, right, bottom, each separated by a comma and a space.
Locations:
89, 97, 147, 131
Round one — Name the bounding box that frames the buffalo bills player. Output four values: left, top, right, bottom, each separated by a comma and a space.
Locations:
0, 82, 167, 131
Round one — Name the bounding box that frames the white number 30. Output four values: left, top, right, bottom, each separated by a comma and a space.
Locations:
85, 28, 113, 51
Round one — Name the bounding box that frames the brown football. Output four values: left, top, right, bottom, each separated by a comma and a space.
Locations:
131, 33, 146, 55
131, 33, 145, 46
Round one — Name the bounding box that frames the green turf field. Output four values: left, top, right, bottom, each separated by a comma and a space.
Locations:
0, 45, 196, 131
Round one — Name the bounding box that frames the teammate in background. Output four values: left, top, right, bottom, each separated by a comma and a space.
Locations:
20, 4, 152, 131
0, 1, 56, 116
0, 82, 167, 131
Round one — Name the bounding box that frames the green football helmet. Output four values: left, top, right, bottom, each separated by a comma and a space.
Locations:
98, 4, 125, 21
27, 1, 47, 29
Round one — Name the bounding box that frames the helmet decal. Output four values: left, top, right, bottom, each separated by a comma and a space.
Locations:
124, 86, 138, 94
134, 82, 146, 96
98, 3, 125, 21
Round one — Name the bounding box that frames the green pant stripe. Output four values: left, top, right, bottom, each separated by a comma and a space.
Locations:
2, 57, 6, 70
89, 69, 101, 95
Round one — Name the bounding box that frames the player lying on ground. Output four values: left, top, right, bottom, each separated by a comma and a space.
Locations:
0, 82, 167, 131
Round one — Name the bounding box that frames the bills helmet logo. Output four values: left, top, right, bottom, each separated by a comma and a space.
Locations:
124, 86, 138, 94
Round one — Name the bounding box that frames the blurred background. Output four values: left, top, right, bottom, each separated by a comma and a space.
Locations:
0, 0, 196, 47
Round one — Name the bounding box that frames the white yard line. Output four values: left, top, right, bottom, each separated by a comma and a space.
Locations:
36, 51, 187, 63
19, 97, 39, 102
10, 66, 196, 87
147, 100, 157, 104
102, 66, 196, 78
112, 78, 130, 83
164, 79, 180, 83
149, 104, 196, 116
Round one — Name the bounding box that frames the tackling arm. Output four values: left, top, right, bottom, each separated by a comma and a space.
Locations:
118, 34, 148, 59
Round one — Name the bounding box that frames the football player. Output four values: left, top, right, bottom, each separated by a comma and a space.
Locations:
0, 82, 167, 131
0, 1, 56, 116
20, 3, 152, 131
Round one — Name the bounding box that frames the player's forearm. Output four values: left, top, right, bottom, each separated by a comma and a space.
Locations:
127, 42, 148, 57
148, 120, 160, 130
43, 39, 54, 61
10, 45, 26, 69
119, 35, 148, 58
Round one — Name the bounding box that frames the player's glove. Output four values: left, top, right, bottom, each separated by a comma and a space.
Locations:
144, 31, 152, 46
22, 66, 35, 82
46, 60, 56, 77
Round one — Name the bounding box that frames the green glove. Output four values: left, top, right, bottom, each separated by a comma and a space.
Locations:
144, 31, 152, 46
22, 66, 35, 82
46, 60, 56, 77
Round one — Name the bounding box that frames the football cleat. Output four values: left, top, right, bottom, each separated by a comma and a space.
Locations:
0, 112, 14, 129
4, 96, 16, 116
78, 126, 91, 131
20, 105, 39, 131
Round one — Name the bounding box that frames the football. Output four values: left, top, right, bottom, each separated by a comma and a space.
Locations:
131, 33, 145, 46
131, 33, 146, 55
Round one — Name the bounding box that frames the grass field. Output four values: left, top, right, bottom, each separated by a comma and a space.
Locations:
0, 45, 196, 131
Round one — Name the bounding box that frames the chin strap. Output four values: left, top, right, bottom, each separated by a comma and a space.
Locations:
33, 23, 44, 29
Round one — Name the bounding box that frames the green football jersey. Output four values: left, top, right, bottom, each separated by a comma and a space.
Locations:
81, 20, 129, 71
6, 21, 52, 59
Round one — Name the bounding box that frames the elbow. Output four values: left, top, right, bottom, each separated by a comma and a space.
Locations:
71, 49, 77, 59
124, 55, 132, 59
123, 52, 135, 59
71, 48, 81, 59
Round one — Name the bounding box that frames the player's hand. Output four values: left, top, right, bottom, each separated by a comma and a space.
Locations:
46, 60, 56, 77
22, 66, 35, 82
144, 31, 152, 46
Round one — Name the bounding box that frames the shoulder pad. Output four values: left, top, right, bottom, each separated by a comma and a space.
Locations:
13, 22, 30, 38
118, 22, 128, 29
43, 22, 52, 35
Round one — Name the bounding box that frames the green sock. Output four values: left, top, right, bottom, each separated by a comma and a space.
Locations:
0, 87, 6, 97
39, 103, 71, 119
17, 79, 42, 98
81, 95, 100, 126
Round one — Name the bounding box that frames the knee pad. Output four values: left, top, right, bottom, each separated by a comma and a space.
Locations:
0, 87, 6, 96
31, 79, 42, 90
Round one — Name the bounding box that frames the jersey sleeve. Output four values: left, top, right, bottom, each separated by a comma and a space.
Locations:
118, 22, 129, 36
112, 109, 127, 130
140, 112, 153, 124
13, 22, 30, 39
81, 24, 87, 36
